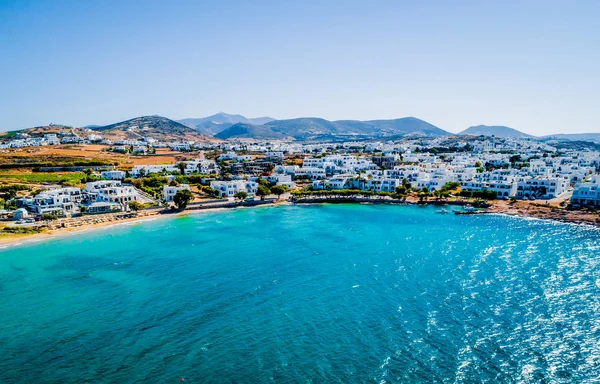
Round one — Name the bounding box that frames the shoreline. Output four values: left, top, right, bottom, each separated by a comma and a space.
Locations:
1, 198, 597, 248
0, 201, 285, 249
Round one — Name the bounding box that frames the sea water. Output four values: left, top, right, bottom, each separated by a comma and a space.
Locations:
0, 204, 599, 383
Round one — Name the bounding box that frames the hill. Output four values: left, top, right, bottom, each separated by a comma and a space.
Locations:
215, 123, 288, 140
177, 114, 450, 141
179, 112, 275, 135
91, 116, 210, 142
542, 133, 600, 143
360, 117, 451, 136
459, 125, 533, 139
261, 116, 451, 141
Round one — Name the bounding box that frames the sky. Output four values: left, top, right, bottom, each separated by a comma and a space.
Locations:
1, 0, 599, 135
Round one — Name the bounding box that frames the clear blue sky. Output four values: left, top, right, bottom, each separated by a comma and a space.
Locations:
1, 0, 599, 135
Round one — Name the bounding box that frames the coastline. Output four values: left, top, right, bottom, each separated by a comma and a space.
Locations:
0, 201, 285, 249
1, 197, 597, 248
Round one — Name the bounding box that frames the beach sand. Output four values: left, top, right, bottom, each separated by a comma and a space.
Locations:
0, 201, 289, 248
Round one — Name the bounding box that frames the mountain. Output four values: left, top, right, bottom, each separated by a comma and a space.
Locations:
192, 120, 234, 136
215, 123, 288, 140
91, 116, 209, 141
179, 112, 275, 131
459, 125, 533, 139
261, 116, 452, 141
542, 133, 600, 143
359, 117, 452, 136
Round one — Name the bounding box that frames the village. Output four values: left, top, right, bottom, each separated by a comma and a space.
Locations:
1, 128, 600, 235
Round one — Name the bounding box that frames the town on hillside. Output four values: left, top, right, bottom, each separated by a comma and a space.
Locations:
1, 127, 600, 233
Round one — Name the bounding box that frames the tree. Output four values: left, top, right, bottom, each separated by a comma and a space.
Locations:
177, 162, 187, 175
41, 213, 58, 221
234, 191, 248, 201
256, 185, 271, 200
173, 189, 193, 210
128, 201, 144, 212
270, 184, 289, 199
395, 185, 407, 195
256, 177, 271, 187
440, 182, 460, 192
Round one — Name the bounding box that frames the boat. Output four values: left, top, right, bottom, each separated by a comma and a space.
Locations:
463, 205, 476, 212
436, 208, 449, 214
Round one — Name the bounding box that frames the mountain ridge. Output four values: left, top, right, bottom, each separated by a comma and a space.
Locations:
459, 125, 533, 139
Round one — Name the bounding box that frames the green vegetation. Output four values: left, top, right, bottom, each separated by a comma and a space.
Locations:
256, 185, 271, 200
198, 185, 220, 198
41, 213, 59, 221
459, 189, 497, 200
0, 173, 85, 184
440, 181, 460, 192
127, 175, 168, 198
0, 159, 112, 170
2, 226, 44, 234
0, 184, 32, 198
270, 184, 289, 199
128, 201, 144, 211
177, 162, 186, 175
175, 174, 218, 185
81, 168, 102, 183
234, 191, 248, 201
173, 189, 193, 210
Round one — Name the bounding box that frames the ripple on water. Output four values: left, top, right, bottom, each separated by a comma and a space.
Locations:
0, 204, 598, 383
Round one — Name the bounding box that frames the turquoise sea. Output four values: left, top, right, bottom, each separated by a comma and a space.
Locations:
1, 204, 599, 383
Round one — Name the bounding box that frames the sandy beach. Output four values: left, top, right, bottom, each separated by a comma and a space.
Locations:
0, 200, 286, 248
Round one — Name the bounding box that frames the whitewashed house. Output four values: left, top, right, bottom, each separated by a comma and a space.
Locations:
516, 177, 567, 199
210, 180, 258, 198
101, 170, 126, 180
163, 184, 191, 202
84, 181, 147, 210
571, 175, 600, 207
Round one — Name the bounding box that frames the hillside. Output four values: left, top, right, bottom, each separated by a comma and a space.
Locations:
542, 133, 600, 143
91, 116, 210, 142
459, 125, 533, 139
360, 117, 451, 136
176, 114, 451, 141
179, 112, 275, 135
261, 116, 451, 141
215, 123, 288, 140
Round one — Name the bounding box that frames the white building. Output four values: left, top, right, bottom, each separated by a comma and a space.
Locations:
571, 175, 600, 207
101, 170, 126, 180
25, 187, 83, 216
84, 181, 146, 210
515, 177, 567, 200
163, 184, 191, 202
132, 164, 178, 177
265, 152, 285, 162
210, 180, 258, 198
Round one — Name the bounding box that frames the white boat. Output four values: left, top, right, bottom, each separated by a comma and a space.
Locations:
463, 206, 476, 212
436, 208, 449, 214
